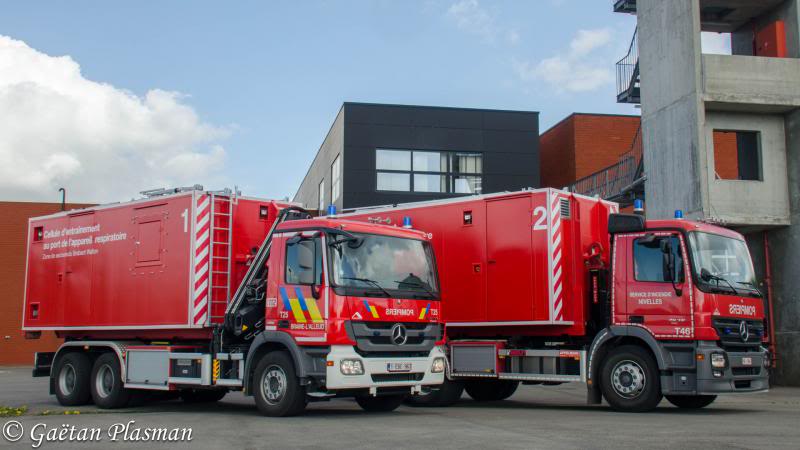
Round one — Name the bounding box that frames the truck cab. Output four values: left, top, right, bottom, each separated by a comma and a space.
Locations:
596, 213, 769, 409
238, 218, 445, 415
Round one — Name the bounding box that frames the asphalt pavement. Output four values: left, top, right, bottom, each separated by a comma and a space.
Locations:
0, 367, 797, 449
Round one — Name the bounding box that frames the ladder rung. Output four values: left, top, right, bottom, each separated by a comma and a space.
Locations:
211, 270, 229, 274
212, 255, 230, 259
211, 241, 230, 245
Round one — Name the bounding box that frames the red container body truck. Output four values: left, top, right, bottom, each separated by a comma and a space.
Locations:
343, 189, 769, 411
23, 188, 445, 416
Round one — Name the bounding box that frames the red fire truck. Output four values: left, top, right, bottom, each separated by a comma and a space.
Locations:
22, 187, 445, 416
343, 189, 769, 412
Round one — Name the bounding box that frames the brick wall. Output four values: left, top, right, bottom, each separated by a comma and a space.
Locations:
539, 116, 576, 189
713, 130, 740, 179
573, 115, 641, 180
0, 202, 93, 365
539, 113, 641, 187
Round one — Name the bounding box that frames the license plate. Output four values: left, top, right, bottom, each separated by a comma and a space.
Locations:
387, 362, 413, 372
741, 357, 753, 366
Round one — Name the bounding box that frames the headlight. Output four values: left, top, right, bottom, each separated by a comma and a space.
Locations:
431, 357, 446, 373
710, 353, 727, 369
340, 359, 364, 375
763, 353, 771, 369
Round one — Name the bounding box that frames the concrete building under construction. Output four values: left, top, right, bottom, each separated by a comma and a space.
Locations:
603, 0, 800, 384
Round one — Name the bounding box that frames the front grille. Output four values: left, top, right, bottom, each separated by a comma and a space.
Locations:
732, 367, 761, 377
712, 318, 765, 351
371, 373, 424, 383
347, 321, 440, 353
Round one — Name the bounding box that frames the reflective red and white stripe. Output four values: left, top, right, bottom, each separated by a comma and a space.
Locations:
193, 195, 211, 325
550, 192, 565, 321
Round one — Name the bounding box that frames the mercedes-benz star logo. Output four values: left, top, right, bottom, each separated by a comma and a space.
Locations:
739, 320, 749, 342
391, 323, 408, 345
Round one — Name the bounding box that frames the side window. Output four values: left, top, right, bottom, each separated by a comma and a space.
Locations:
633, 236, 684, 283
285, 238, 321, 285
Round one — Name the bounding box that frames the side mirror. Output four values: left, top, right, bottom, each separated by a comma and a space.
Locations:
700, 268, 713, 282
662, 252, 674, 282
296, 241, 315, 285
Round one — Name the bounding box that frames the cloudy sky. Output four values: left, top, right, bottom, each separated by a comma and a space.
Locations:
0, 1, 729, 203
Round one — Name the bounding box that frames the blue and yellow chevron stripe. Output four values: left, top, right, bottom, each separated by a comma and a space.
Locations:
419, 302, 431, 320
362, 299, 380, 319
279, 286, 324, 323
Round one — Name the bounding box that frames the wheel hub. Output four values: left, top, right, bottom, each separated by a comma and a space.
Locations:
611, 360, 646, 399
262, 365, 287, 405
95, 364, 114, 398
58, 363, 76, 396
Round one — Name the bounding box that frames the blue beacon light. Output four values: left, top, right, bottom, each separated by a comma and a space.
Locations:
402, 216, 413, 228
674, 209, 684, 219
327, 204, 337, 216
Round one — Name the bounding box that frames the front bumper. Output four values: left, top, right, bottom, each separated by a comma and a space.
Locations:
694, 342, 769, 394
325, 345, 445, 392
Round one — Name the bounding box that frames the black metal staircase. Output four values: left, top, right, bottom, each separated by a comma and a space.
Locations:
613, 0, 637, 14
616, 27, 640, 104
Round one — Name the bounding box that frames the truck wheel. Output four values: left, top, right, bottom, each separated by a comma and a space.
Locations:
355, 394, 404, 412
600, 345, 662, 412
666, 395, 717, 409
464, 380, 519, 402
180, 389, 227, 403
405, 378, 464, 407
90, 352, 131, 409
253, 351, 307, 417
54, 352, 92, 406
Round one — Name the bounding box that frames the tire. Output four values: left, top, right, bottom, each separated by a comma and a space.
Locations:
600, 345, 662, 412
666, 395, 717, 409
180, 389, 227, 403
464, 380, 519, 402
252, 351, 307, 417
90, 352, 131, 409
355, 394, 404, 412
53, 352, 92, 406
405, 378, 464, 407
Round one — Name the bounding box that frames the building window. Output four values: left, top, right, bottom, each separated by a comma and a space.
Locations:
318, 179, 325, 211
713, 130, 762, 181
331, 154, 341, 203
377, 172, 410, 191
376, 149, 411, 171
376, 149, 483, 194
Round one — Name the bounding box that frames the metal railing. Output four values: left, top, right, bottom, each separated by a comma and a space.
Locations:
616, 27, 640, 103
569, 125, 643, 201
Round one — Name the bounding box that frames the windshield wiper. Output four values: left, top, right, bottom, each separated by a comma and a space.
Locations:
341, 277, 392, 297
736, 281, 763, 296
700, 269, 740, 296
394, 279, 436, 298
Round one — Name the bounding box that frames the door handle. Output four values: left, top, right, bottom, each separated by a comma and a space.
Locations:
488, 259, 496, 264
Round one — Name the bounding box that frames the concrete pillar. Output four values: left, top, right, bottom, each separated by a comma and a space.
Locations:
637, 0, 706, 220
765, 108, 800, 385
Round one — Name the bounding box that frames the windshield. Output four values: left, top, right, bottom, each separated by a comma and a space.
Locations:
329, 233, 438, 298
689, 232, 758, 292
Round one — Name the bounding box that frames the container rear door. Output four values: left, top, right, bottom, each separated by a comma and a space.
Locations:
486, 196, 535, 322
